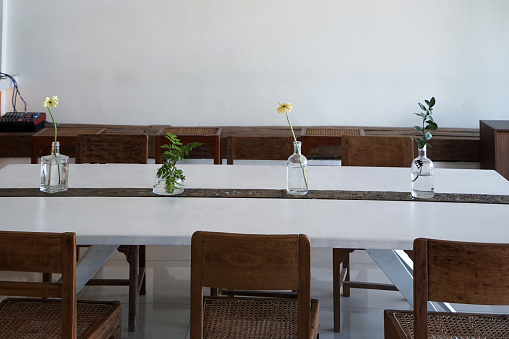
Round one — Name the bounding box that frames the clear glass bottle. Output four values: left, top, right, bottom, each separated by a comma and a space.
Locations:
411, 145, 434, 199
40, 141, 69, 193
287, 141, 308, 195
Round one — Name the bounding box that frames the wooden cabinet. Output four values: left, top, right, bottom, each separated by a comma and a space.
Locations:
480, 120, 509, 180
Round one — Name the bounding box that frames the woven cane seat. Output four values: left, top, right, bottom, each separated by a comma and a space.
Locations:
203, 297, 319, 339
0, 298, 121, 339
389, 310, 509, 339
304, 128, 362, 137
161, 127, 220, 136
35, 128, 107, 137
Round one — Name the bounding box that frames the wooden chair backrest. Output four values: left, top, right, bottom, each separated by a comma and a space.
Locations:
341, 135, 414, 167
0, 231, 77, 338
75, 134, 148, 164
413, 238, 509, 338
226, 136, 293, 164
190, 231, 311, 338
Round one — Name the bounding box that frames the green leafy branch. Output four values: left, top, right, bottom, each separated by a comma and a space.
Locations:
156, 133, 202, 194
413, 97, 438, 149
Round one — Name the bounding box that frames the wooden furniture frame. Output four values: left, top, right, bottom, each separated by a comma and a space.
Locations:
480, 120, 509, 180
0, 231, 121, 338
385, 238, 509, 338
226, 135, 293, 164
75, 133, 148, 332
155, 127, 222, 164
190, 231, 319, 339
300, 127, 365, 158
31, 127, 107, 164
333, 135, 414, 332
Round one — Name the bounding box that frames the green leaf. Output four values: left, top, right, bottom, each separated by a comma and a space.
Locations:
424, 132, 432, 140
429, 97, 435, 107
414, 113, 426, 118
413, 126, 423, 133
418, 103, 426, 111
417, 139, 427, 149
426, 121, 438, 131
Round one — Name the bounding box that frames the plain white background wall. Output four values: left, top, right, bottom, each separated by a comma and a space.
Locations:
3, 0, 509, 128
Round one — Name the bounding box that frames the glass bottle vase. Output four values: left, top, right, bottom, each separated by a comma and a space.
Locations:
411, 145, 434, 199
287, 141, 308, 195
40, 141, 69, 193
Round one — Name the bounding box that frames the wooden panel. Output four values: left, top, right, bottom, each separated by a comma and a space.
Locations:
0, 133, 33, 157
426, 239, 509, 305
480, 120, 509, 180
196, 232, 300, 291
0, 231, 64, 273
342, 135, 414, 167
75, 134, 148, 164
495, 131, 509, 180
227, 136, 293, 164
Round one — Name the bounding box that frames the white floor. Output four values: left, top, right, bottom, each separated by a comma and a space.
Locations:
2, 157, 499, 338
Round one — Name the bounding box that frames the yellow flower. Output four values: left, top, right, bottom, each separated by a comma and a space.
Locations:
42, 96, 59, 108
277, 102, 293, 114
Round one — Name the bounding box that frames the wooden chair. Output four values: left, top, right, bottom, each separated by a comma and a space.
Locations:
300, 127, 365, 158
75, 133, 148, 332
0, 231, 122, 338
385, 238, 509, 338
334, 135, 414, 332
75, 133, 148, 164
190, 231, 320, 339
31, 127, 107, 164
341, 135, 414, 167
226, 136, 294, 164
155, 127, 222, 164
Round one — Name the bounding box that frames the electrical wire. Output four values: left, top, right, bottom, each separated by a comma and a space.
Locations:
0, 72, 27, 112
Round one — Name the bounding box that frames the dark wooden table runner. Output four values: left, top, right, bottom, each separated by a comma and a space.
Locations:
1, 188, 508, 205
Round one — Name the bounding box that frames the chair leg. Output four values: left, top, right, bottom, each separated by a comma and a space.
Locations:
127, 245, 140, 332
333, 248, 355, 333
139, 245, 146, 296
42, 273, 52, 282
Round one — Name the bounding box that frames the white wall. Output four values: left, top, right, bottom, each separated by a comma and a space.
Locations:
4, 0, 509, 128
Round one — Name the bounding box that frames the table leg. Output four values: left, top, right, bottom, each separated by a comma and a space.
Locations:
76, 245, 118, 293
366, 249, 455, 312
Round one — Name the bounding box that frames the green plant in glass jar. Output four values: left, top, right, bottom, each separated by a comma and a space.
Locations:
154, 133, 202, 195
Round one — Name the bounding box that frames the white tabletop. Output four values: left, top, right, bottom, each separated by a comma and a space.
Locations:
1, 164, 508, 249
0, 163, 507, 194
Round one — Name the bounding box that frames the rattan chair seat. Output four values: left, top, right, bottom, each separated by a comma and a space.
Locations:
389, 310, 509, 338
203, 297, 312, 339
0, 298, 120, 339
304, 128, 361, 136
35, 128, 107, 137
162, 127, 219, 135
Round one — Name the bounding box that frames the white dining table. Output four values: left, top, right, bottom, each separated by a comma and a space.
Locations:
1, 163, 509, 306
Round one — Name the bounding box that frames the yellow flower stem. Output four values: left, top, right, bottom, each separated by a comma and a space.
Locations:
47, 107, 61, 183
286, 112, 308, 189
47, 107, 57, 145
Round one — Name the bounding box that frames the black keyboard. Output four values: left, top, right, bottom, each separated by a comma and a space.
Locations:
0, 112, 46, 132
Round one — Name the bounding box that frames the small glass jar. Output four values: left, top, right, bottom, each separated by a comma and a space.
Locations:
40, 141, 69, 193
287, 141, 308, 195
153, 175, 184, 195
411, 145, 434, 199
